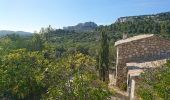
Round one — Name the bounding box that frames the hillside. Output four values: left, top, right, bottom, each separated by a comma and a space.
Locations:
2, 11, 169, 43
38, 11, 170, 53
116, 11, 170, 23
97, 11, 170, 39
0, 11, 170, 100
0, 30, 32, 37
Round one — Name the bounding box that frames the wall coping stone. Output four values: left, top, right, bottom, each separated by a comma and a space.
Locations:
115, 34, 154, 46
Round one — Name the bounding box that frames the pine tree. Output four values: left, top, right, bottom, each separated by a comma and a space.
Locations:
99, 31, 109, 83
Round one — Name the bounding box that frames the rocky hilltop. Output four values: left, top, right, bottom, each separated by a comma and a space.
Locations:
63, 22, 98, 32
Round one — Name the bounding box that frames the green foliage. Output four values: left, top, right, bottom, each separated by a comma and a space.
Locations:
0, 47, 112, 99
1, 12, 170, 99
109, 44, 116, 68
137, 88, 153, 100
0, 49, 49, 99
40, 25, 54, 42
97, 12, 170, 39
136, 60, 170, 100
0, 35, 32, 56
31, 33, 44, 51
98, 31, 109, 83
44, 53, 112, 100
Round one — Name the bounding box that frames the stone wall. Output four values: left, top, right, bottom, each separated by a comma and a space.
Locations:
115, 35, 170, 89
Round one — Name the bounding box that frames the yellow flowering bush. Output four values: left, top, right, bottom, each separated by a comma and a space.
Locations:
0, 49, 112, 100
44, 53, 111, 100
0, 49, 50, 99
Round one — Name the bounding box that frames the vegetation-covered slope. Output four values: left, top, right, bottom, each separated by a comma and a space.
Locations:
97, 12, 170, 38
0, 11, 170, 99
0, 30, 32, 37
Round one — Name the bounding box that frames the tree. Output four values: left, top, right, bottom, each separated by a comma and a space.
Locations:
6, 33, 20, 41
0, 49, 49, 99
31, 33, 43, 51
0, 47, 114, 99
0, 35, 31, 55
40, 25, 54, 42
43, 53, 112, 100
98, 31, 109, 83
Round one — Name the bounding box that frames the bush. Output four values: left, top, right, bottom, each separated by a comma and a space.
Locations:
136, 60, 170, 100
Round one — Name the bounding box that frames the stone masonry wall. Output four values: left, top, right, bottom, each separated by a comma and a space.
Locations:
116, 36, 170, 89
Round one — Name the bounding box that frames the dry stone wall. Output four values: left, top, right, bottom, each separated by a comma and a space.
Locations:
116, 35, 170, 89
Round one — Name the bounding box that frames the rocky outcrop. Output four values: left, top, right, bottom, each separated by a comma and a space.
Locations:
116, 11, 170, 23
63, 22, 98, 32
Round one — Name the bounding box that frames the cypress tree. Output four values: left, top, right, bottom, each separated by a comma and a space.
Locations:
99, 31, 109, 83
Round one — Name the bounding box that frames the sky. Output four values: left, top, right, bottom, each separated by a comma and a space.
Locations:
0, 0, 170, 32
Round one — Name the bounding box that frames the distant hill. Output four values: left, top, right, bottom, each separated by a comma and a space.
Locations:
0, 30, 32, 37
47, 11, 170, 45
116, 11, 170, 23
63, 22, 98, 32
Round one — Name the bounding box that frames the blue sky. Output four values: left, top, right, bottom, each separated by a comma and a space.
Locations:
0, 0, 170, 32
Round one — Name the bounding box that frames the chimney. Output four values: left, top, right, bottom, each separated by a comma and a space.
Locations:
123, 32, 128, 39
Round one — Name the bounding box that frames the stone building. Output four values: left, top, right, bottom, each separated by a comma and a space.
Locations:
114, 34, 170, 99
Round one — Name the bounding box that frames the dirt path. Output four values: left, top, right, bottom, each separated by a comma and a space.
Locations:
109, 85, 129, 100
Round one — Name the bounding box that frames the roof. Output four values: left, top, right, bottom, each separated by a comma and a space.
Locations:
115, 34, 154, 46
